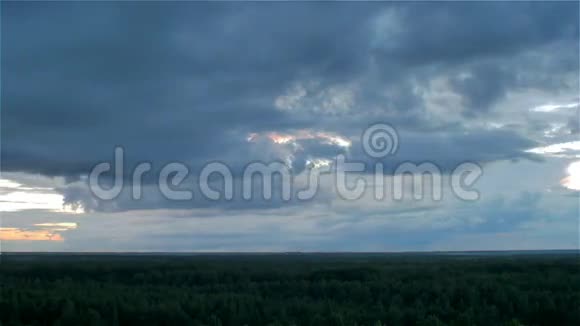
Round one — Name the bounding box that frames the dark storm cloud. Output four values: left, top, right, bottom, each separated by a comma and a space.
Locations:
450, 63, 514, 116
350, 127, 540, 171
372, 2, 578, 66
1, 1, 578, 212
2, 2, 379, 177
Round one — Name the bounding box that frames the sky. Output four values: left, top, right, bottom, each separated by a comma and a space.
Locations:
1, 1, 579, 252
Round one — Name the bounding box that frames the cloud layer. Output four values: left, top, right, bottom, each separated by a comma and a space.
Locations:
1, 2, 578, 251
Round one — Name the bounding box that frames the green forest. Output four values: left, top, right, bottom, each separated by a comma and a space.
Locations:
0, 253, 578, 326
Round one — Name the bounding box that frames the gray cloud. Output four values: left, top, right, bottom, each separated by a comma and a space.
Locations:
1, 1, 578, 212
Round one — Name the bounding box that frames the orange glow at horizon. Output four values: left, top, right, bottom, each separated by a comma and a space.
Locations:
0, 227, 64, 241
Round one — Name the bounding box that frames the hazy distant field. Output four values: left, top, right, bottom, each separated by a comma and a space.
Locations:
1, 252, 579, 325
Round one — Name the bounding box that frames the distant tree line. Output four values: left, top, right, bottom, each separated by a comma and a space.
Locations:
0, 254, 579, 325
